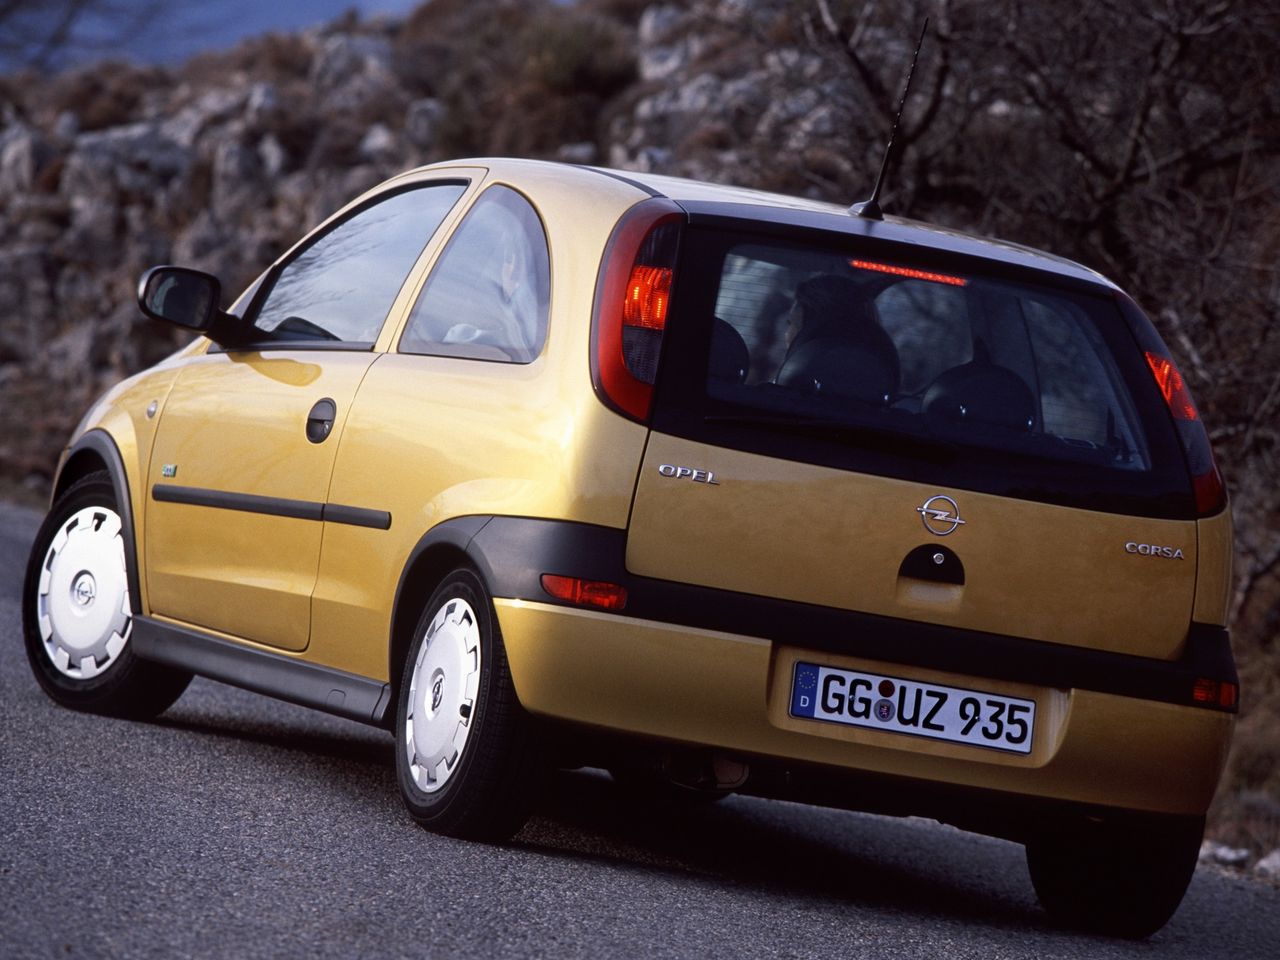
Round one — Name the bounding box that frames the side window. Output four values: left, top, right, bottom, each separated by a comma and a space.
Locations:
400, 185, 551, 363
250, 182, 467, 344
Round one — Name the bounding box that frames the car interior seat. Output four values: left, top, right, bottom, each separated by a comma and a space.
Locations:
776, 338, 899, 405
709, 317, 750, 385
922, 341, 1038, 431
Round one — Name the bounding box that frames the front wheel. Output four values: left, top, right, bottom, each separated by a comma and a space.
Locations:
1026, 813, 1204, 938
23, 470, 190, 718
394, 568, 541, 841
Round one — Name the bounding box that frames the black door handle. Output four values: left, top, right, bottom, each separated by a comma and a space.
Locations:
306, 398, 337, 443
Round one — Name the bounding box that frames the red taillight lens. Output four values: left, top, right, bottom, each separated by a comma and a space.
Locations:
1145, 352, 1199, 421
623, 265, 672, 330
1192, 677, 1238, 711
540, 574, 628, 611
592, 200, 684, 423
1143, 350, 1226, 516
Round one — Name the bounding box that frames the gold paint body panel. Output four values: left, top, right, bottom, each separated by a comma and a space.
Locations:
628, 433, 1199, 660
497, 599, 1233, 816
145, 350, 377, 650
1193, 507, 1233, 625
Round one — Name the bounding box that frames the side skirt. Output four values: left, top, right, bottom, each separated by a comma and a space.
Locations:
132, 616, 392, 727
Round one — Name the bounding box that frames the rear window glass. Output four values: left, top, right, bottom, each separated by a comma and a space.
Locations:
705, 242, 1151, 473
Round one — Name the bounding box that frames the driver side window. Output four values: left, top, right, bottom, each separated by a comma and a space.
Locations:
250, 182, 466, 345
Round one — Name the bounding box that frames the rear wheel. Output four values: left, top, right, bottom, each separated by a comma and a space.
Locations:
1025, 814, 1204, 938
23, 470, 190, 718
394, 568, 540, 841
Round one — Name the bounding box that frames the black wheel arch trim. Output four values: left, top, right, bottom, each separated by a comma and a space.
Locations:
388, 515, 494, 686
459, 515, 1238, 712
58, 430, 144, 609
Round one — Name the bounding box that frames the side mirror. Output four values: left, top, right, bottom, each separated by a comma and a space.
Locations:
137, 266, 223, 333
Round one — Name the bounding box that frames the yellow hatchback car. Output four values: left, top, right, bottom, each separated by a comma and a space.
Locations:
24, 158, 1236, 937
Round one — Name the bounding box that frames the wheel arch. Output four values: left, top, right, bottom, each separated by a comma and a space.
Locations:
387, 516, 493, 723
53, 431, 143, 609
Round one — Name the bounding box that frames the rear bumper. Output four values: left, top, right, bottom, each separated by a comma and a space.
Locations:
495, 598, 1234, 819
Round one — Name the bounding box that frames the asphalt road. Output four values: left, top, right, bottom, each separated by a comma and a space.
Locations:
2, 501, 1277, 960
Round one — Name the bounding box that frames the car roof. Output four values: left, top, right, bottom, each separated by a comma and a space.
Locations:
418, 158, 1118, 291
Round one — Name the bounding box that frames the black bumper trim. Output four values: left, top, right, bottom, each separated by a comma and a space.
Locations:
463, 516, 1237, 712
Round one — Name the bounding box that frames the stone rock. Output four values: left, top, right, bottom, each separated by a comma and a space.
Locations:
0, 127, 53, 196
258, 134, 289, 179
211, 138, 261, 217
308, 33, 400, 115
638, 5, 690, 81
44, 323, 102, 381
245, 83, 280, 128
0, 248, 55, 363
359, 123, 397, 163
160, 88, 246, 149
173, 210, 234, 270
64, 123, 191, 215
53, 111, 80, 142
310, 33, 393, 90
556, 142, 598, 165
1257, 849, 1280, 879
1198, 840, 1251, 867
404, 98, 444, 149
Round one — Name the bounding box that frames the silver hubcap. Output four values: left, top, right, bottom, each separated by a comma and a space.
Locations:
36, 505, 132, 679
404, 597, 482, 793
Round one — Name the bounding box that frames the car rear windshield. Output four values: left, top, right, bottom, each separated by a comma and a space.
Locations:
652, 226, 1194, 518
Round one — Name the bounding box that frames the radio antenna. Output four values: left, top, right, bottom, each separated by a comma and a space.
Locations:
850, 18, 929, 221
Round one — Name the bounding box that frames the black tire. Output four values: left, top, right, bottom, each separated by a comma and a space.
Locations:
23, 470, 191, 719
394, 567, 541, 841
1026, 813, 1204, 938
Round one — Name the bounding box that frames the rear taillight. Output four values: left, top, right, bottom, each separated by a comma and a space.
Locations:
1192, 677, 1238, 711
540, 574, 628, 611
592, 200, 683, 422
1117, 292, 1226, 517
1143, 350, 1225, 516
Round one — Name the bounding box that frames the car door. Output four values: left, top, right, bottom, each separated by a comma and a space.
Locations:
306, 183, 555, 675
145, 180, 468, 652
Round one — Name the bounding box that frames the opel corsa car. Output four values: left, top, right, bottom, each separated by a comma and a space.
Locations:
24, 158, 1236, 937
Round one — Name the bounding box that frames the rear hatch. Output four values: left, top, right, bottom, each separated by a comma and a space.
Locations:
624, 219, 1207, 660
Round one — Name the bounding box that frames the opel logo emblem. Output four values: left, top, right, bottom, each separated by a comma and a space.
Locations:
431, 677, 444, 711
917, 495, 965, 536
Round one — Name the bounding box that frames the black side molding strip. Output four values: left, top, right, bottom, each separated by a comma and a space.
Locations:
152, 484, 391, 530
153, 484, 322, 520
322, 503, 393, 530
132, 616, 393, 726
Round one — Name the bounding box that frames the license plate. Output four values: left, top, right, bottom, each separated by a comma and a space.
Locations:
789, 662, 1035, 754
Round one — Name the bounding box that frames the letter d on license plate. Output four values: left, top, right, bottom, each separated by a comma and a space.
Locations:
790, 662, 1035, 754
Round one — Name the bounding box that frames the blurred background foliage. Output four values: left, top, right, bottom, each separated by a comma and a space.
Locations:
0, 0, 1277, 853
